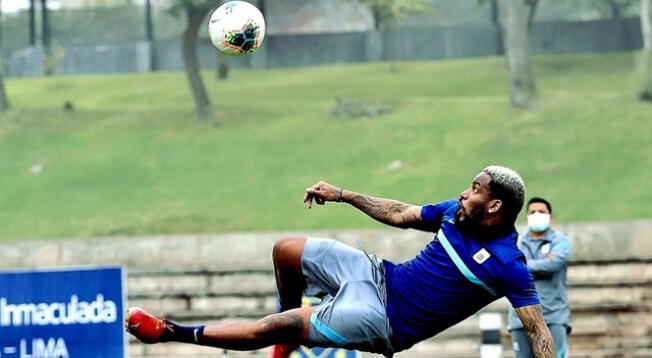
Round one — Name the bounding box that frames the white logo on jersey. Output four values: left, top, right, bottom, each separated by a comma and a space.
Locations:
473, 248, 491, 264
541, 243, 551, 254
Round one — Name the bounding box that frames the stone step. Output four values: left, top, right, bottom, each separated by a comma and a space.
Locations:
125, 306, 652, 347
124, 297, 652, 324
125, 263, 652, 296
127, 288, 652, 308
569, 262, 652, 282
127, 322, 652, 358
129, 343, 652, 358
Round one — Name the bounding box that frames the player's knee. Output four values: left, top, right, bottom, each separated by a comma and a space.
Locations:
272, 237, 306, 268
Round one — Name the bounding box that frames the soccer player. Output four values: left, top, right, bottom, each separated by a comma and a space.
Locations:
508, 197, 572, 358
126, 166, 556, 358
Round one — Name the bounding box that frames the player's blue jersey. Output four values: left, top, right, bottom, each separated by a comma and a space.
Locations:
383, 200, 539, 352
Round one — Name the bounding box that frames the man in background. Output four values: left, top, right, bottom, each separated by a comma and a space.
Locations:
508, 197, 572, 358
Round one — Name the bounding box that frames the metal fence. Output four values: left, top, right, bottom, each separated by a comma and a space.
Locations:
0, 1, 644, 77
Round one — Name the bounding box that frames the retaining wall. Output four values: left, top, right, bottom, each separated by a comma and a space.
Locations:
0, 220, 650, 270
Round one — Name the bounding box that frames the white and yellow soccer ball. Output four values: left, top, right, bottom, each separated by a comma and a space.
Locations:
208, 1, 266, 56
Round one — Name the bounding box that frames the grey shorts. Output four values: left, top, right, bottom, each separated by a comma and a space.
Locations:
301, 238, 393, 356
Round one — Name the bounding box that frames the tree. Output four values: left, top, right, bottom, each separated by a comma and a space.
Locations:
169, 0, 216, 118
598, 0, 637, 19
359, 0, 431, 71
479, 0, 537, 54
641, 0, 652, 101
0, 0, 10, 111
216, 52, 229, 80
498, 0, 537, 109
215, 0, 229, 81
144, 0, 156, 71
489, 0, 505, 55
29, 0, 36, 46
524, 0, 540, 31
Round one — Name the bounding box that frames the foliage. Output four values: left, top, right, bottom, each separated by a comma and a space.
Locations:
43, 47, 64, 76
166, 0, 218, 119
0, 53, 650, 240
607, 0, 637, 7
166, 0, 216, 17
51, 5, 145, 45
359, 0, 432, 29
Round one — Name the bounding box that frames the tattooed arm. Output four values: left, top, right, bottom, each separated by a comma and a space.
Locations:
515, 304, 555, 358
304, 181, 432, 231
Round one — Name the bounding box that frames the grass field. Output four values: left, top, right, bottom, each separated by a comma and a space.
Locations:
0, 52, 650, 240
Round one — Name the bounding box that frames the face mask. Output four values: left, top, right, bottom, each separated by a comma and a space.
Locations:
527, 212, 551, 232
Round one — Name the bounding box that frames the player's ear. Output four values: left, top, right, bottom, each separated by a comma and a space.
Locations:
487, 199, 502, 214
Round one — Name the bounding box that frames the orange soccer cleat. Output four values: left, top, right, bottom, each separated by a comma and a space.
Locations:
125, 307, 173, 344
267, 344, 298, 358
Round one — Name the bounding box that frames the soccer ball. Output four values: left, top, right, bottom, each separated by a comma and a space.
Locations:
208, 1, 266, 56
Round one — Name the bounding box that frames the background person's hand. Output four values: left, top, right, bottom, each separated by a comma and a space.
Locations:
304, 181, 341, 208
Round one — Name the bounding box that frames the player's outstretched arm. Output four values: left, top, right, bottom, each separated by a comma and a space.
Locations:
304, 181, 431, 231
515, 304, 555, 358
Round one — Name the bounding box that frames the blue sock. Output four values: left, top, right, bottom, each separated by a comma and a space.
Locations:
160, 321, 205, 345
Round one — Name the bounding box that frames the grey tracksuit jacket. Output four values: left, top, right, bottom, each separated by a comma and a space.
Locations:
507, 229, 572, 331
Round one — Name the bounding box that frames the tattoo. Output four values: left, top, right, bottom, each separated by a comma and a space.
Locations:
261, 312, 303, 341
516, 304, 555, 358
350, 194, 412, 227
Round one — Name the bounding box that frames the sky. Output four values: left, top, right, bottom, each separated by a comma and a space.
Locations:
2, 0, 61, 13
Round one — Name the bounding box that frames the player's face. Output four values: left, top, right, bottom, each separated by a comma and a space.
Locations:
456, 172, 492, 224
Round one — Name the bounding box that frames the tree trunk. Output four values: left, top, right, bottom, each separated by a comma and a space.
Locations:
373, 11, 381, 31
385, 24, 398, 72
490, 0, 505, 55
144, 0, 156, 71
0, 68, 9, 111
214, 0, 229, 80
258, 0, 266, 17
526, 0, 540, 32
604, 0, 622, 19
29, 0, 36, 46
216, 52, 229, 80
498, 0, 537, 109
641, 0, 652, 101
0, 0, 9, 111
40, 0, 51, 52
182, 5, 212, 118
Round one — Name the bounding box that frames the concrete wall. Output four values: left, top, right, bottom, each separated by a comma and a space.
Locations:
0, 219, 650, 271
4, 18, 644, 77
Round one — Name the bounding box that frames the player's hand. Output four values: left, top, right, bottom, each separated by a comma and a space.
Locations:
304, 181, 341, 209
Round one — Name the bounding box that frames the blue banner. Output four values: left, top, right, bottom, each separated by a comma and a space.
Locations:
0, 266, 125, 358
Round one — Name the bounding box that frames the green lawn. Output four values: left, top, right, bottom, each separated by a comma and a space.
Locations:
0, 52, 650, 240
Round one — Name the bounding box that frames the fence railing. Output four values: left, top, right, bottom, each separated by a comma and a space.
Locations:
3, 17, 644, 78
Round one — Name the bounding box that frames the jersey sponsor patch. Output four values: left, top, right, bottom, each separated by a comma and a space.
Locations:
473, 248, 491, 264
541, 243, 551, 254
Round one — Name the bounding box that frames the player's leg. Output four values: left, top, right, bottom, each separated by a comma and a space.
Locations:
548, 324, 569, 358
269, 237, 310, 358
274, 237, 378, 308
272, 236, 308, 311
270, 237, 389, 358
510, 328, 534, 358
126, 306, 316, 350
